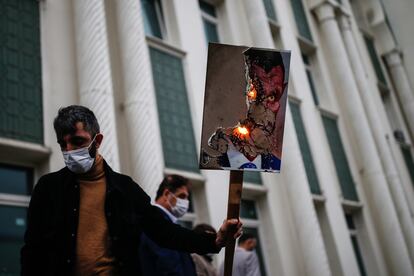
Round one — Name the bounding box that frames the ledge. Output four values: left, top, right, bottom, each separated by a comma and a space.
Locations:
317, 106, 338, 119
0, 193, 30, 207
164, 168, 205, 188
268, 19, 280, 35
146, 36, 186, 58
341, 199, 363, 213
288, 94, 302, 104
0, 137, 51, 164
242, 182, 268, 198
312, 193, 326, 205
297, 36, 317, 54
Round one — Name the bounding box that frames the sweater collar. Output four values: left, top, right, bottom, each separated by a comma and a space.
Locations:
77, 154, 105, 181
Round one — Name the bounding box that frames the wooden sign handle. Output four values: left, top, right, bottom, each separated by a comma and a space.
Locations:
223, 170, 244, 276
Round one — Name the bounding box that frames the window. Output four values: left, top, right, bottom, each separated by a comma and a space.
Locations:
0, 0, 43, 144
240, 199, 267, 276
141, 0, 165, 39
302, 54, 319, 106
401, 146, 414, 186
315, 204, 343, 275
345, 213, 367, 276
149, 47, 199, 172
363, 35, 387, 87
199, 0, 220, 43
289, 101, 321, 194
240, 199, 258, 219
0, 163, 33, 195
244, 171, 262, 185
0, 163, 33, 274
0, 205, 28, 274
290, 0, 313, 42
262, 0, 277, 22
322, 115, 359, 201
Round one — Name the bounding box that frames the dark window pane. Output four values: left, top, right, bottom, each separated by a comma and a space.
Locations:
305, 69, 319, 106
363, 36, 387, 86
243, 171, 262, 185
351, 236, 367, 276
301, 54, 310, 65
290, 0, 313, 41
401, 146, 414, 186
243, 227, 267, 276
0, 164, 33, 195
0, 0, 43, 144
149, 47, 199, 172
240, 199, 258, 219
345, 214, 356, 230
262, 0, 277, 21
0, 205, 27, 275
141, 0, 163, 39
202, 19, 219, 43
199, 0, 216, 17
322, 116, 359, 201
289, 102, 321, 194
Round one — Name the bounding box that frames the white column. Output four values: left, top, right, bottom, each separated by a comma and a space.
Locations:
339, 14, 414, 264
313, 3, 414, 275
242, 0, 274, 48
41, 0, 79, 171
73, 0, 120, 170
384, 50, 414, 139
242, 1, 331, 275
113, 0, 164, 194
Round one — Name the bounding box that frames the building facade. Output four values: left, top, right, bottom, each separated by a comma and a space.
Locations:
1, 0, 414, 275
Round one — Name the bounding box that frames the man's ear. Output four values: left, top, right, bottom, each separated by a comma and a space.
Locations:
95, 133, 104, 149
162, 189, 170, 198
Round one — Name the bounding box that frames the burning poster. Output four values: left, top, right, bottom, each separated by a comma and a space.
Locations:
199, 43, 291, 172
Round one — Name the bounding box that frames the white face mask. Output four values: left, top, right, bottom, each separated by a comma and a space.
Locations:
62, 136, 97, 174
168, 193, 189, 218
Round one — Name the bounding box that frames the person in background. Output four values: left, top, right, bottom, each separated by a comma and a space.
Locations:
220, 233, 261, 276
191, 224, 219, 276
139, 174, 197, 276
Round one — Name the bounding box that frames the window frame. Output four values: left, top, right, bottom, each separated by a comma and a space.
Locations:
343, 209, 368, 276
199, 0, 220, 43
0, 162, 34, 207
240, 197, 269, 276
289, 99, 322, 195
320, 110, 359, 202
141, 0, 168, 40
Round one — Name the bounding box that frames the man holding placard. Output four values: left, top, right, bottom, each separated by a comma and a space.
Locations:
20, 105, 242, 276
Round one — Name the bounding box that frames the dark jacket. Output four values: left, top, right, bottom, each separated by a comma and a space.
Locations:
20, 161, 218, 275
139, 209, 196, 276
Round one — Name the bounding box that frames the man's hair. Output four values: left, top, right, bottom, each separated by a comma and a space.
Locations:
244, 48, 285, 75
238, 233, 256, 245
53, 105, 100, 142
155, 174, 190, 200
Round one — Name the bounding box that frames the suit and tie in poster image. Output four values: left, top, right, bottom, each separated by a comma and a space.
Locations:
200, 43, 291, 173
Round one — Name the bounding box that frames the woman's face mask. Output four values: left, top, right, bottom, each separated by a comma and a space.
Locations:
62, 135, 97, 174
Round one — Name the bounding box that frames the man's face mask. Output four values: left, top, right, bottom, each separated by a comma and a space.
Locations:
168, 193, 189, 218
62, 135, 97, 174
